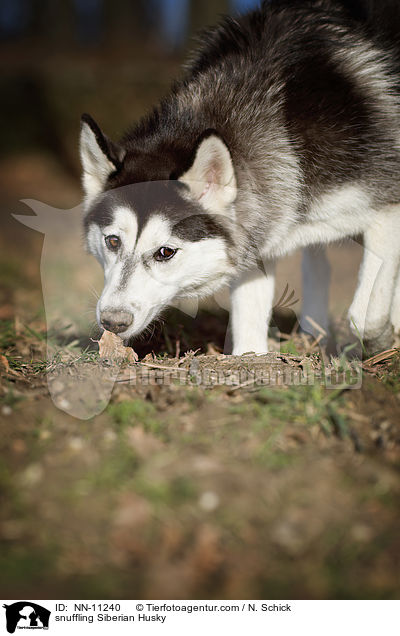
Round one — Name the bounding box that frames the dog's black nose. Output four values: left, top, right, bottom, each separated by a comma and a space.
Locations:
100, 310, 133, 334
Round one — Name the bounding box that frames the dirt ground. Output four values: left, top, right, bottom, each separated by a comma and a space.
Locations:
1, 46, 399, 600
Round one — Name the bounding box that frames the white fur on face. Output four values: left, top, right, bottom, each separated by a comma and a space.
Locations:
86, 206, 138, 266
86, 223, 104, 265
90, 208, 233, 340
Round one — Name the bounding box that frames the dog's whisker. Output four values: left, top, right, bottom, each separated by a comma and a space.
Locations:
88, 285, 100, 301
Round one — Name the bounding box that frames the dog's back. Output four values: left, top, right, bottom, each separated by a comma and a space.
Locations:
338, 0, 400, 56
171, 0, 400, 248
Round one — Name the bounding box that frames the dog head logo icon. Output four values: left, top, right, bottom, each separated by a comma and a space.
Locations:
3, 602, 51, 633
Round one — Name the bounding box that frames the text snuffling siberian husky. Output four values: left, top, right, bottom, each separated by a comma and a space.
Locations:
80, 0, 400, 355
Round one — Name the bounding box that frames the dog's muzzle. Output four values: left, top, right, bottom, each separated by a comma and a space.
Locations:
100, 309, 133, 334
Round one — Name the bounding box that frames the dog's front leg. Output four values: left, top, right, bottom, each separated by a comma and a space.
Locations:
230, 263, 275, 355
348, 209, 400, 353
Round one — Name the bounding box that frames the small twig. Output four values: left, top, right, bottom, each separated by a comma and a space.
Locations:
137, 361, 184, 371
304, 315, 327, 337
310, 333, 324, 350
278, 332, 293, 341
177, 348, 201, 365
300, 332, 311, 352
291, 320, 300, 336
363, 348, 398, 368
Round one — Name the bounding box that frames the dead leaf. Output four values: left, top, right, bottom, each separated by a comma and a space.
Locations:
96, 331, 138, 363
0, 355, 19, 377
0, 354, 10, 373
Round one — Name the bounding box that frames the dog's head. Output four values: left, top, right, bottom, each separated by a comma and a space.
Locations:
80, 114, 238, 341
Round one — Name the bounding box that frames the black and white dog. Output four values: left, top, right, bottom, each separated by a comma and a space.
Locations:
80, 0, 400, 355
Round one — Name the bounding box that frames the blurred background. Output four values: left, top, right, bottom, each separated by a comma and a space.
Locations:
0, 0, 261, 209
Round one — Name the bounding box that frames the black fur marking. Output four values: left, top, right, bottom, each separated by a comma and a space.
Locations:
172, 214, 234, 245
118, 258, 136, 290
283, 44, 392, 202
84, 192, 116, 231
84, 181, 234, 247
81, 113, 125, 172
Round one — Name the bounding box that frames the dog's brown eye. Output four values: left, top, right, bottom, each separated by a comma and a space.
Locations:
105, 235, 120, 250
154, 246, 177, 261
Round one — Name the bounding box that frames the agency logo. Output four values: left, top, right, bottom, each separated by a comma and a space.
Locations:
2, 603, 51, 634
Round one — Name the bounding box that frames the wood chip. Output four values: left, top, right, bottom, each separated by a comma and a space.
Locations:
96, 331, 138, 363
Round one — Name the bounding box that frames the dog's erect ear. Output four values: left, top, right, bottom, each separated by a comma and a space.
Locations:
80, 113, 125, 205
179, 133, 237, 214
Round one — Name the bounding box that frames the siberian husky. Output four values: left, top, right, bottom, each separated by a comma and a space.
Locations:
80, 0, 400, 355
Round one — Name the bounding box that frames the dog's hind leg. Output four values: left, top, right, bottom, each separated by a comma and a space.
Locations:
230, 262, 275, 355
348, 207, 400, 354
300, 245, 331, 339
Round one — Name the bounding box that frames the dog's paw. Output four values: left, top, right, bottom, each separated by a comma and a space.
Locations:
363, 323, 394, 356
232, 342, 269, 355
348, 307, 394, 355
